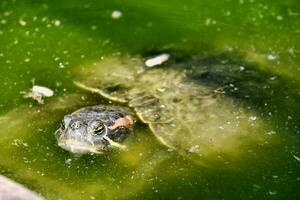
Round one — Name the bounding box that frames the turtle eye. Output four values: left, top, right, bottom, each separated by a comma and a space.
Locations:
92, 124, 105, 135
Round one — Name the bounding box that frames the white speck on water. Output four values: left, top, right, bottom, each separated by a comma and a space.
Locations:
55, 81, 62, 87
270, 76, 277, 80
267, 54, 276, 61
293, 155, 300, 162
59, 62, 65, 68
145, 53, 170, 67
41, 17, 48, 22
91, 25, 97, 30
266, 130, 276, 135
288, 48, 295, 54
65, 158, 72, 165
1, 19, 7, 24
240, 66, 245, 71
157, 87, 166, 92
12, 139, 28, 147
253, 184, 261, 190
24, 58, 30, 62
276, 15, 283, 21
160, 104, 166, 108
248, 116, 257, 121
225, 11, 231, 16
19, 18, 27, 26
205, 18, 217, 26
188, 145, 200, 153
54, 19, 61, 26
81, 95, 86, 101
111, 10, 122, 19
205, 18, 211, 26
269, 191, 277, 195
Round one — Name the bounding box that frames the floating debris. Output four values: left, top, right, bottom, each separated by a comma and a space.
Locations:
31, 86, 54, 97
12, 139, 28, 147
145, 53, 170, 67
53, 19, 61, 26
269, 190, 277, 195
1, 19, 7, 24
23, 85, 54, 104
248, 116, 257, 121
111, 10, 122, 19
58, 62, 65, 69
65, 158, 72, 165
188, 145, 200, 153
267, 54, 277, 61
266, 130, 276, 135
276, 15, 283, 21
19, 18, 27, 26
91, 25, 97, 30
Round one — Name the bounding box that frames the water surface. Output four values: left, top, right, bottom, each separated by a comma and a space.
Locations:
0, 0, 299, 199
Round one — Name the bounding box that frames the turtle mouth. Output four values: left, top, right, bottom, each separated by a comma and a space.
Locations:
56, 128, 108, 154
58, 138, 105, 154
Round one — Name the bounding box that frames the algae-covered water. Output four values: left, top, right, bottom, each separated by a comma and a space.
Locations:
0, 0, 300, 199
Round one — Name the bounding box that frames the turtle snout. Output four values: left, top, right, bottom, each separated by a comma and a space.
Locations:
56, 119, 109, 154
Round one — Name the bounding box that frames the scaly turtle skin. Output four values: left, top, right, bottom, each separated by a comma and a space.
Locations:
56, 106, 133, 153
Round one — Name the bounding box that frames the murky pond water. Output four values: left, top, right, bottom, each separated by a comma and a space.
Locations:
0, 0, 300, 199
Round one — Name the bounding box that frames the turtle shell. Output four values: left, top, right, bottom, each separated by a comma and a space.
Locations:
74, 54, 271, 162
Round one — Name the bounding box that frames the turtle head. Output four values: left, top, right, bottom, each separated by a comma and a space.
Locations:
56, 107, 133, 154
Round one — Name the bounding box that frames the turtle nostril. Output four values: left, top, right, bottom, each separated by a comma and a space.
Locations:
70, 121, 82, 130
60, 120, 66, 130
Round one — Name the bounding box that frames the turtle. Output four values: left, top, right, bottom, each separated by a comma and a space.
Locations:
56, 53, 272, 162
56, 105, 135, 154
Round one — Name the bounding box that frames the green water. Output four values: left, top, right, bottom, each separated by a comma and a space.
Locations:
0, 0, 299, 199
